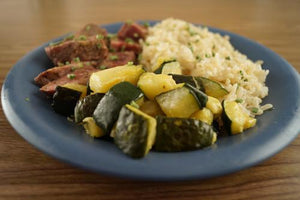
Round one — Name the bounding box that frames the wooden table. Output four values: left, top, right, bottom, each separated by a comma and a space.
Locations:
0, 0, 299, 199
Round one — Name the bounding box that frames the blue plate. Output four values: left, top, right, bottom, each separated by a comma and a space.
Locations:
2, 21, 300, 181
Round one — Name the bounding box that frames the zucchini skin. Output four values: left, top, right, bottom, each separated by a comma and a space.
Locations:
171, 74, 205, 92
154, 116, 216, 152
154, 59, 177, 74
52, 86, 82, 116
93, 82, 143, 135
185, 84, 208, 109
114, 106, 151, 158
74, 93, 104, 123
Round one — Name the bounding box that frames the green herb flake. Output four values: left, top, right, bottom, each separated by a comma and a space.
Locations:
187, 42, 194, 52
225, 56, 231, 60
78, 35, 87, 40
109, 55, 119, 61
65, 34, 74, 41
120, 45, 125, 52
25, 97, 30, 102
107, 33, 117, 39
235, 98, 243, 103
205, 54, 210, 58
99, 65, 107, 70
196, 55, 202, 61
73, 57, 80, 62
212, 52, 215, 57
251, 107, 259, 113
130, 101, 140, 109
126, 20, 133, 25
96, 43, 102, 49
49, 40, 62, 46
244, 78, 248, 82
138, 54, 142, 61
65, 61, 70, 65
57, 62, 64, 66
212, 44, 216, 49
127, 61, 134, 65
125, 38, 134, 44
71, 66, 76, 71
86, 25, 91, 31
144, 42, 150, 46
67, 73, 76, 79
143, 22, 150, 28
133, 33, 139, 38
78, 63, 84, 68
96, 34, 104, 40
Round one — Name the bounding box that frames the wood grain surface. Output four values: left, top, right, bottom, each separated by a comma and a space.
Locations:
0, 0, 299, 199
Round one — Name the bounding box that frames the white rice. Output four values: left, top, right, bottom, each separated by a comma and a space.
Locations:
140, 18, 272, 115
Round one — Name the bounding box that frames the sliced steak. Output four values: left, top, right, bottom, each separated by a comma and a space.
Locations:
45, 35, 108, 65
110, 39, 142, 54
35, 62, 99, 95
100, 51, 136, 68
74, 23, 107, 38
35, 61, 98, 87
117, 22, 148, 41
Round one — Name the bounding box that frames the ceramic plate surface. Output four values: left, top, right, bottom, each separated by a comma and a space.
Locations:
2, 21, 300, 181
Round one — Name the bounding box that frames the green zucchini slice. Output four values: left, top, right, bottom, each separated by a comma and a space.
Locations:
93, 82, 143, 135
222, 100, 256, 135
199, 77, 229, 98
52, 86, 82, 116
154, 58, 177, 74
184, 84, 208, 109
171, 74, 229, 98
114, 105, 157, 158
171, 74, 205, 92
155, 86, 200, 118
74, 93, 105, 123
154, 116, 217, 152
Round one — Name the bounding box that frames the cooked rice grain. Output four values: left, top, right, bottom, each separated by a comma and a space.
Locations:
140, 18, 271, 115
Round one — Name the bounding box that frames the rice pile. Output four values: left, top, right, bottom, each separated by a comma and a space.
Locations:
140, 18, 272, 115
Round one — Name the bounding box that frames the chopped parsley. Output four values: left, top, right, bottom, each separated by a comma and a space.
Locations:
67, 74, 76, 79
65, 34, 74, 41
49, 40, 62, 46
78, 63, 84, 68
138, 54, 142, 61
109, 55, 119, 61
126, 20, 133, 25
244, 78, 248, 82
107, 33, 117, 39
143, 22, 150, 28
187, 42, 194, 52
86, 25, 91, 31
78, 35, 87, 40
99, 65, 107, 70
212, 52, 215, 57
133, 33, 139, 38
73, 57, 80, 62
235, 98, 243, 103
96, 34, 104, 40
125, 38, 134, 44
251, 107, 259, 113
196, 55, 202, 61
225, 56, 231, 60
205, 54, 210, 58
127, 61, 134, 65
96, 43, 102, 49
65, 61, 70, 65
144, 42, 150, 46
25, 97, 30, 102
